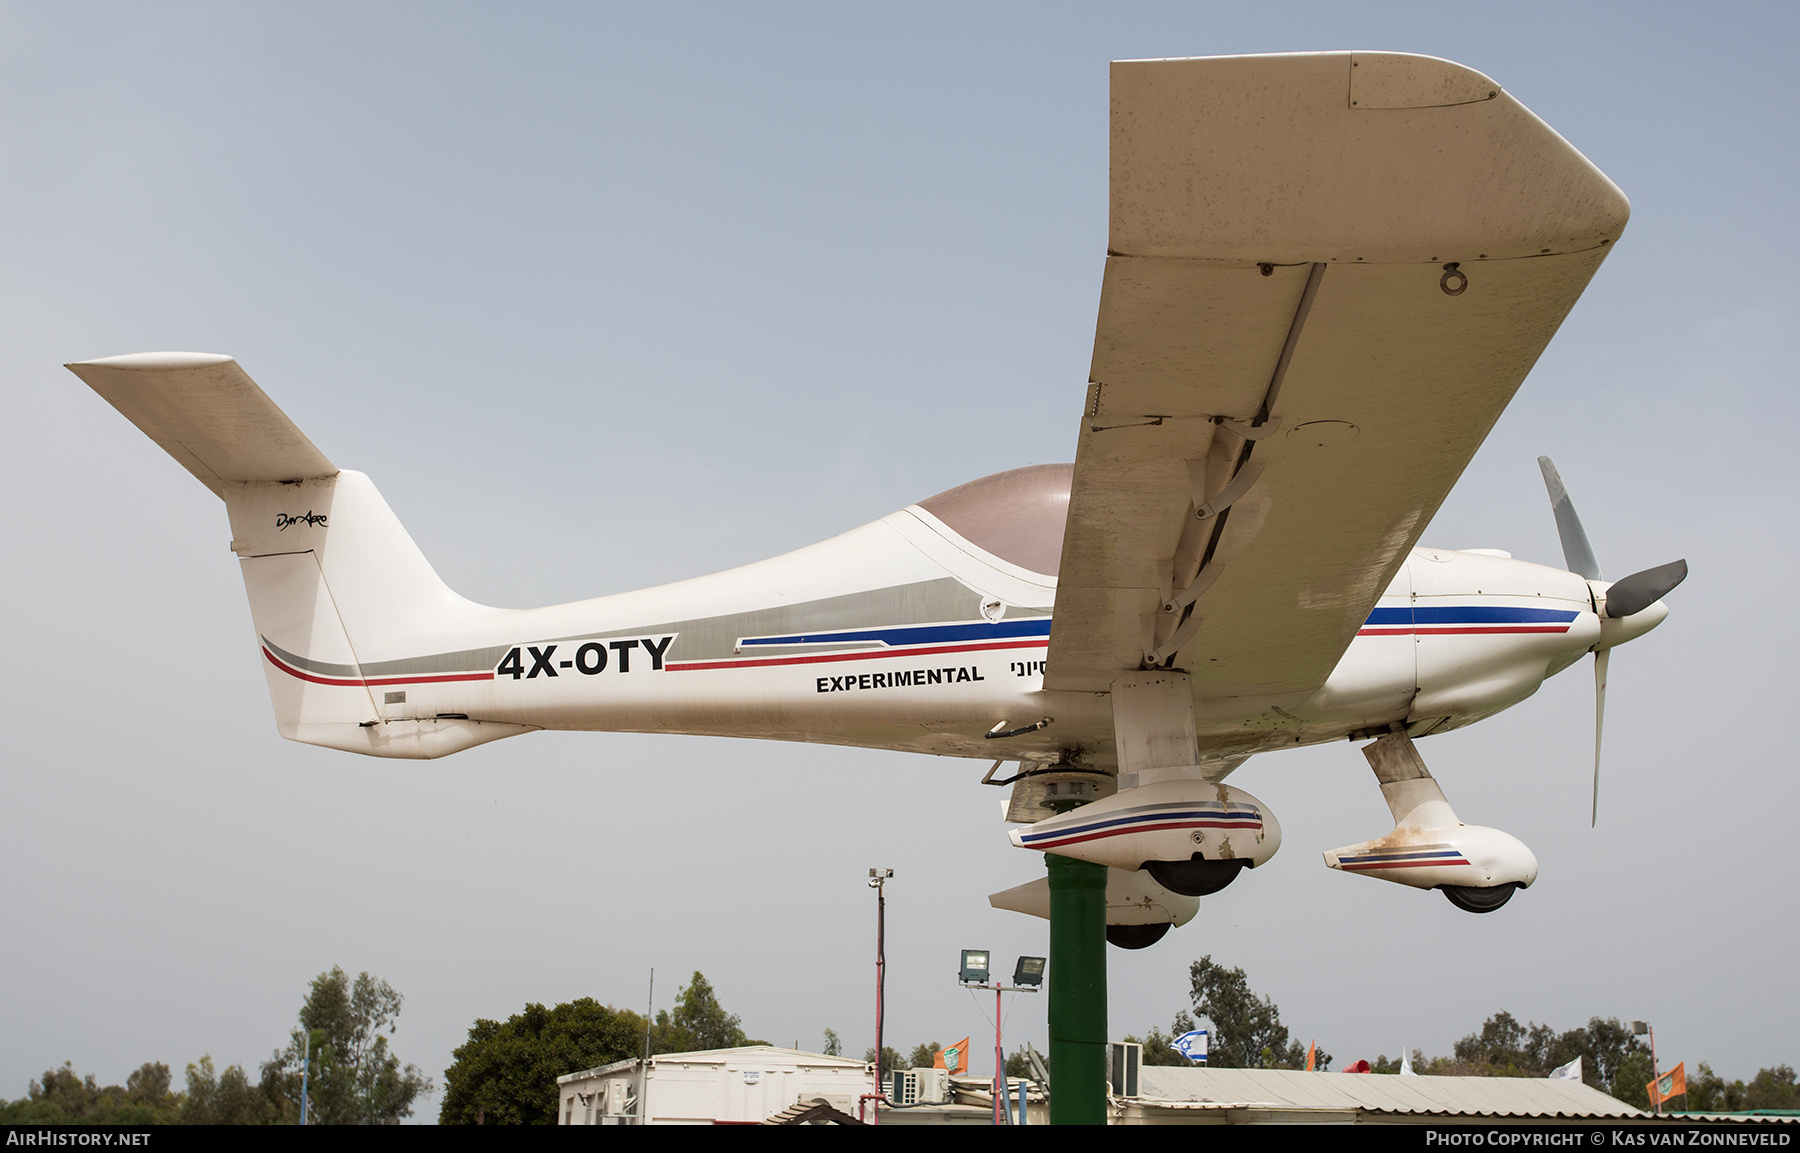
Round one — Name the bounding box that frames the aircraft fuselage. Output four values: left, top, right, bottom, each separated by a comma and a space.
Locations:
241, 469, 1623, 765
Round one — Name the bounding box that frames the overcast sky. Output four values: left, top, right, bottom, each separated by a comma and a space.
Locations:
3, 2, 1796, 1115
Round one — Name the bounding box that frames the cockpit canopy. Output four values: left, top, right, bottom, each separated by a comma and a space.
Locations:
916, 463, 1072, 578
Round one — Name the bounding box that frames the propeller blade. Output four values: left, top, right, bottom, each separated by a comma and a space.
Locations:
1592, 648, 1609, 827
1604, 559, 1689, 618
1537, 456, 1604, 580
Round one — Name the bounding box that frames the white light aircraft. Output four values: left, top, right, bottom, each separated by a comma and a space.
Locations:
68, 53, 1684, 948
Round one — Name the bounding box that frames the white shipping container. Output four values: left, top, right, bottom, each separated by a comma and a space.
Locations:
558, 1046, 877, 1125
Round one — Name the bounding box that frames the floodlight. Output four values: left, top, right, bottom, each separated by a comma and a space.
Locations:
1013, 956, 1046, 987
959, 949, 990, 984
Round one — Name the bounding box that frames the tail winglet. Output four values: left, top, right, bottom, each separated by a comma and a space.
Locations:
66, 352, 336, 496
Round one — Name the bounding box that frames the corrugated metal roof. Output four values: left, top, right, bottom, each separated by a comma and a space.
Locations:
1134, 1067, 1645, 1118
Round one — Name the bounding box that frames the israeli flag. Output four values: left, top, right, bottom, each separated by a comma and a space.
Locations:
1173, 1029, 1208, 1064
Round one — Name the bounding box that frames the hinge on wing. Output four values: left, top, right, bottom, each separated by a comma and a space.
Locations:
1217, 416, 1281, 440
1163, 559, 1225, 616
1187, 459, 1265, 521
1146, 608, 1204, 668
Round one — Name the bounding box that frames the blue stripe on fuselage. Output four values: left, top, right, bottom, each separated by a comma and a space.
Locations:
1364, 606, 1579, 626
740, 618, 1054, 648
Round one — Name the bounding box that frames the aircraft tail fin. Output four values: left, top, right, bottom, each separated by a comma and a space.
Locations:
68, 353, 525, 758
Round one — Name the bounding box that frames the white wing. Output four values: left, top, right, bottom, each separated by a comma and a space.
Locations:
1048, 53, 1628, 695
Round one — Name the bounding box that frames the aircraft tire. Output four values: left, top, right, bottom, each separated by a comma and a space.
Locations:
1106, 922, 1172, 950
1440, 882, 1521, 914
1144, 856, 1250, 897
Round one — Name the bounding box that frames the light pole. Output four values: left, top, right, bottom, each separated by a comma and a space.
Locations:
299, 1028, 323, 1125
1633, 1021, 1661, 1115
869, 867, 893, 1124
959, 950, 1045, 1125
300, 1031, 310, 1126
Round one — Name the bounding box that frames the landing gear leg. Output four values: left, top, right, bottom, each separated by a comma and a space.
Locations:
1324, 731, 1538, 911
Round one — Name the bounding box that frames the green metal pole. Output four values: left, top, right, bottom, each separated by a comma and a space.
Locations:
1045, 851, 1107, 1125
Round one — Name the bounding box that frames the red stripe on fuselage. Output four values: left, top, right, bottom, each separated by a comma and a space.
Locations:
261, 647, 496, 688
1356, 626, 1570, 637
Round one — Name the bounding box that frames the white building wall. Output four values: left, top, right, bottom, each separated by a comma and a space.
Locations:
557, 1046, 876, 1125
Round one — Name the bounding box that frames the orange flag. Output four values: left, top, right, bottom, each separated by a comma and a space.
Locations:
1648, 1062, 1686, 1107
1305, 1041, 1317, 1072
934, 1037, 972, 1075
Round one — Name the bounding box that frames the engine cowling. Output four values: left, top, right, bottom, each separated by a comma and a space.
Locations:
1007, 780, 1281, 894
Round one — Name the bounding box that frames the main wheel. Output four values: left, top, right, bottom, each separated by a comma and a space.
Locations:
1440, 882, 1521, 914
1144, 856, 1250, 897
1105, 922, 1171, 950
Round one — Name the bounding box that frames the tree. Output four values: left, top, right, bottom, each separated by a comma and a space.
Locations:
1638, 1061, 1795, 1113
908, 1042, 942, 1070
1445, 1012, 1645, 1093
439, 973, 756, 1124
1744, 1065, 1799, 1111
441, 998, 646, 1125
1615, 1050, 1655, 1110
821, 1029, 842, 1057
181, 1056, 280, 1125
1126, 1011, 1200, 1067
863, 1046, 902, 1074
1687, 1062, 1746, 1112
0, 1062, 181, 1124
648, 972, 760, 1053
1565, 1017, 1645, 1094
263, 967, 432, 1124
1187, 956, 1328, 1070
858, 1043, 949, 1072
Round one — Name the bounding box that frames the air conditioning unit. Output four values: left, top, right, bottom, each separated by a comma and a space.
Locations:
889, 1067, 950, 1105
1109, 1042, 1141, 1098
603, 1079, 634, 1115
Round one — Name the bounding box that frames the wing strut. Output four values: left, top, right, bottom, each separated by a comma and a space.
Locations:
1255, 262, 1327, 426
